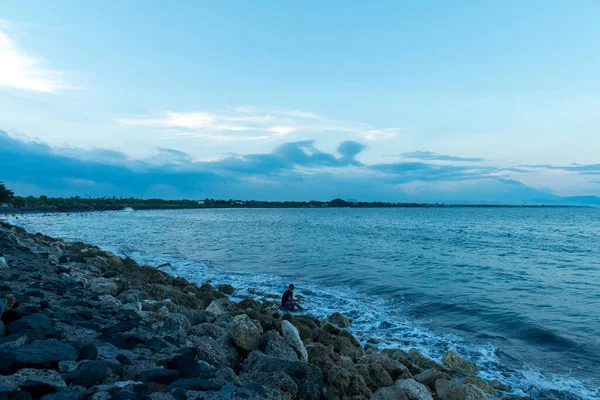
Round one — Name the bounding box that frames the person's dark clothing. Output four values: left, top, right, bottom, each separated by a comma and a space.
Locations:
281, 289, 293, 307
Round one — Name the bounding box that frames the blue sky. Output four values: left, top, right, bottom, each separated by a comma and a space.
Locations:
1, 1, 599, 201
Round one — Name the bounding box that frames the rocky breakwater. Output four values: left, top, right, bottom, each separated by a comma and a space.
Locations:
0, 221, 522, 400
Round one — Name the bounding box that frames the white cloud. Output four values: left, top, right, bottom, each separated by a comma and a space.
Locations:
0, 22, 72, 93
118, 107, 398, 142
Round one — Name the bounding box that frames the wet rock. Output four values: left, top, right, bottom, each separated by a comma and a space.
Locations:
463, 375, 499, 396
328, 312, 351, 328
261, 330, 298, 361
489, 379, 511, 393
166, 355, 202, 379
8, 340, 77, 369
78, 345, 98, 361
373, 385, 410, 400
413, 369, 451, 391
136, 370, 179, 386
231, 314, 261, 353
169, 378, 222, 391
435, 379, 467, 400
356, 362, 393, 391
58, 361, 79, 373
205, 298, 236, 316
358, 354, 411, 381
282, 320, 308, 362
6, 313, 54, 341
441, 350, 477, 375
217, 284, 235, 295
407, 349, 446, 372
325, 365, 372, 400
395, 378, 434, 400
64, 360, 109, 388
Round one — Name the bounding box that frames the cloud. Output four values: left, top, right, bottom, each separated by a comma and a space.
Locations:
401, 151, 485, 162
118, 107, 399, 142
0, 22, 72, 93
1, 129, 599, 203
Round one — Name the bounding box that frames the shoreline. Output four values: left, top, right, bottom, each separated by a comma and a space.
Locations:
0, 222, 555, 399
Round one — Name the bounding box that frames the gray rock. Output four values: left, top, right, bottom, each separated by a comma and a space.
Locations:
89, 278, 119, 296
231, 314, 261, 352
358, 354, 412, 381
441, 350, 477, 375
41, 391, 85, 400
435, 379, 467, 400
395, 378, 433, 400
356, 362, 393, 391
78, 345, 98, 361
373, 385, 409, 400
166, 355, 202, 379
9, 340, 77, 368
217, 284, 235, 295
489, 379, 511, 393
0, 334, 27, 350
328, 312, 351, 328
262, 330, 299, 361
6, 313, 55, 340
205, 298, 236, 316
0, 369, 66, 390
414, 369, 451, 391
325, 365, 372, 400
0, 321, 5, 338
64, 360, 109, 388
169, 378, 223, 391
463, 375, 499, 396
136, 369, 179, 385
282, 320, 308, 362
188, 335, 239, 369
96, 343, 135, 360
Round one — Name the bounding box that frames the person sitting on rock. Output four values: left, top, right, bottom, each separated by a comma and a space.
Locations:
1, 294, 16, 316
281, 284, 302, 311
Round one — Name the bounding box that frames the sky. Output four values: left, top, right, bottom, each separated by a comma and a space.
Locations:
1, 1, 599, 202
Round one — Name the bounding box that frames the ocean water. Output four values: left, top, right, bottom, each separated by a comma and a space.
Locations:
6, 208, 600, 399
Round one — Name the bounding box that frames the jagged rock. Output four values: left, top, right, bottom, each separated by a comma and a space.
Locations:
136, 370, 179, 385
64, 360, 109, 388
0, 369, 66, 390
118, 290, 148, 304
325, 365, 372, 400
395, 378, 433, 400
356, 362, 393, 391
78, 344, 98, 361
6, 313, 54, 340
0, 334, 28, 350
441, 350, 477, 375
231, 314, 261, 352
41, 390, 85, 400
408, 349, 446, 372
7, 340, 77, 369
89, 278, 119, 296
180, 310, 215, 325
243, 351, 322, 400
58, 361, 79, 373
188, 335, 239, 369
489, 379, 511, 393
358, 354, 411, 381
282, 320, 308, 362
262, 330, 298, 361
463, 375, 499, 396
159, 313, 190, 344
413, 369, 451, 391
169, 378, 222, 391
205, 298, 236, 316
240, 371, 298, 399
435, 379, 467, 400
96, 343, 135, 360
217, 284, 235, 295
166, 355, 202, 379
373, 385, 410, 400
328, 312, 351, 328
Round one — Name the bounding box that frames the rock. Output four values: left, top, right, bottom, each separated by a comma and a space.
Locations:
217, 284, 235, 295
325, 365, 372, 400
435, 379, 467, 400
0, 321, 5, 338
205, 298, 236, 316
0, 386, 15, 400
118, 290, 147, 304
169, 378, 222, 391
241, 371, 298, 399
356, 362, 393, 391
328, 312, 351, 328
8, 340, 77, 369
261, 330, 298, 361
408, 349, 446, 372
18, 381, 59, 398
395, 379, 433, 400
188, 335, 239, 369
96, 343, 135, 360
64, 360, 109, 388
282, 320, 308, 362
41, 391, 84, 400
244, 351, 322, 400
78, 345, 98, 360
231, 314, 261, 353
136, 370, 179, 385
489, 379, 511, 393
58, 361, 79, 373
358, 354, 412, 381
166, 355, 202, 379
0, 334, 28, 350
105, 320, 138, 335
0, 369, 66, 390
441, 350, 477, 375
373, 385, 410, 400
12, 391, 33, 400
414, 369, 451, 391
463, 375, 499, 396
89, 278, 119, 296
6, 313, 54, 340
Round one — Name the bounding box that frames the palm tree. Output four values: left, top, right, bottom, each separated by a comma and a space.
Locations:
0, 182, 15, 203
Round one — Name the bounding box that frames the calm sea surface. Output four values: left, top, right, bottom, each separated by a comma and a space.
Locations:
8, 208, 600, 399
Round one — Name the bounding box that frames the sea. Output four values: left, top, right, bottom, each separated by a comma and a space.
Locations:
6, 207, 600, 399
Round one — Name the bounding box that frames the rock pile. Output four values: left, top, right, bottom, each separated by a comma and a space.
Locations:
0, 222, 523, 400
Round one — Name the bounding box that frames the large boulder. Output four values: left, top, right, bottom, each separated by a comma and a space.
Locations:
325, 365, 372, 400
136, 369, 179, 385
205, 298, 236, 316
282, 320, 308, 362
328, 312, 351, 328
243, 351, 322, 400
441, 350, 477, 375
408, 349, 446, 372
261, 330, 298, 361
7, 340, 77, 369
188, 335, 239, 369
166, 355, 202, 379
89, 278, 119, 296
395, 378, 433, 400
414, 369, 451, 391
231, 315, 261, 353
356, 362, 393, 391
358, 354, 411, 381
306, 342, 339, 381
373, 385, 409, 400
63, 360, 109, 388
0, 368, 66, 391
6, 313, 54, 341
